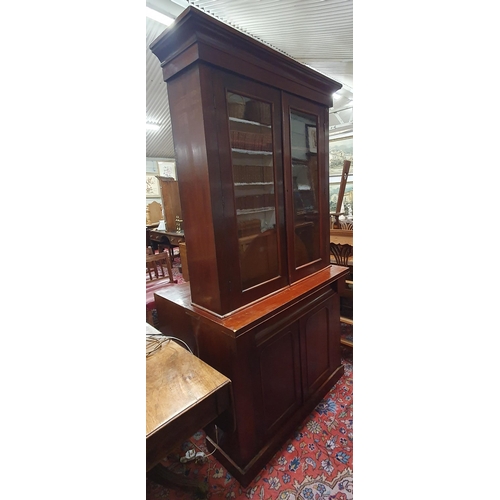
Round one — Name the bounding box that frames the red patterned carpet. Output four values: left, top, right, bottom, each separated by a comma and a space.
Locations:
146, 343, 353, 500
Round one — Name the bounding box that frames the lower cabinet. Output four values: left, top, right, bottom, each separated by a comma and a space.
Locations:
153, 269, 346, 487
188, 286, 342, 486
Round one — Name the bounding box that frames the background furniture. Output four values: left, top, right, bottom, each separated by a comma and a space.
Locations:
146, 246, 155, 280
330, 242, 353, 336
340, 220, 353, 230
157, 176, 182, 233
146, 222, 159, 249
146, 248, 175, 284
149, 229, 185, 263
146, 201, 163, 226
150, 7, 346, 486
330, 227, 353, 246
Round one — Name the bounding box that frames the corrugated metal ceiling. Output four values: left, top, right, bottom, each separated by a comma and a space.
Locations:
146, 16, 176, 159
146, 0, 353, 159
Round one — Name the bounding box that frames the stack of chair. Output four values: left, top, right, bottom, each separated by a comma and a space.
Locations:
146, 246, 177, 326
330, 241, 353, 349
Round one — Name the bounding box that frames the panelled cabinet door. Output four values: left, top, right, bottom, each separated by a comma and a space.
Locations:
212, 69, 288, 312
282, 93, 331, 282
299, 291, 341, 400
252, 321, 302, 443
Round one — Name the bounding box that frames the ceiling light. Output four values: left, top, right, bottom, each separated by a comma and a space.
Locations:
146, 123, 160, 131
146, 6, 175, 26
332, 93, 341, 100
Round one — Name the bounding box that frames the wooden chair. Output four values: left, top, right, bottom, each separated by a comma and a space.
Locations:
330, 242, 353, 348
146, 246, 176, 284
146, 247, 178, 327
340, 220, 353, 230
146, 201, 163, 226
146, 246, 155, 280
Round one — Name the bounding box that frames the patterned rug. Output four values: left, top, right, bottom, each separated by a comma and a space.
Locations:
146, 347, 353, 500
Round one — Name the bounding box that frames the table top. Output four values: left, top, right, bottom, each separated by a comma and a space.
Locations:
150, 229, 185, 237
146, 323, 232, 470
154, 265, 349, 335
330, 229, 353, 246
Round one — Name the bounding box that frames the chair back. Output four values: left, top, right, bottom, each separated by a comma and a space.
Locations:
146, 249, 176, 283
340, 221, 353, 230
330, 242, 354, 338
330, 242, 353, 267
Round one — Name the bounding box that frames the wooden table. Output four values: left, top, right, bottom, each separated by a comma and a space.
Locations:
146, 323, 232, 487
149, 229, 185, 254
330, 228, 353, 246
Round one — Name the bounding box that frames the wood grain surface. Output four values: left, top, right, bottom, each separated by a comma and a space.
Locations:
146, 324, 232, 471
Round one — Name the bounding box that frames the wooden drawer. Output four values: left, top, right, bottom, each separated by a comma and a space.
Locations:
149, 232, 165, 242
167, 235, 184, 245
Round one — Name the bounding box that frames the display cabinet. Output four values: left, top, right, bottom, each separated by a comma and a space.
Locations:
151, 7, 339, 317
150, 6, 347, 486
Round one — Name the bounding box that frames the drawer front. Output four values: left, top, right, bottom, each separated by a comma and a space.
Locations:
167, 235, 184, 245
146, 382, 231, 471
149, 233, 164, 242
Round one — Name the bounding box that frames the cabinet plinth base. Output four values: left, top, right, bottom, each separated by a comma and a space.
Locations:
206, 364, 344, 487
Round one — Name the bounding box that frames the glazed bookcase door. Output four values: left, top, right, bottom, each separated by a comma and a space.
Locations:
282, 92, 330, 282
212, 69, 288, 311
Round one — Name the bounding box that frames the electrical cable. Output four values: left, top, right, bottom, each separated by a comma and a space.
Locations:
146, 333, 193, 355
192, 425, 219, 457
162, 336, 193, 354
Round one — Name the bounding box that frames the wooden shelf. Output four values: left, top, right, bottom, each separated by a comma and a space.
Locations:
232, 148, 273, 155
229, 116, 271, 128
236, 207, 275, 215
234, 182, 273, 186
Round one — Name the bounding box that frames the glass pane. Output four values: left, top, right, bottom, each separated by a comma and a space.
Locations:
290, 110, 320, 268
227, 92, 279, 290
